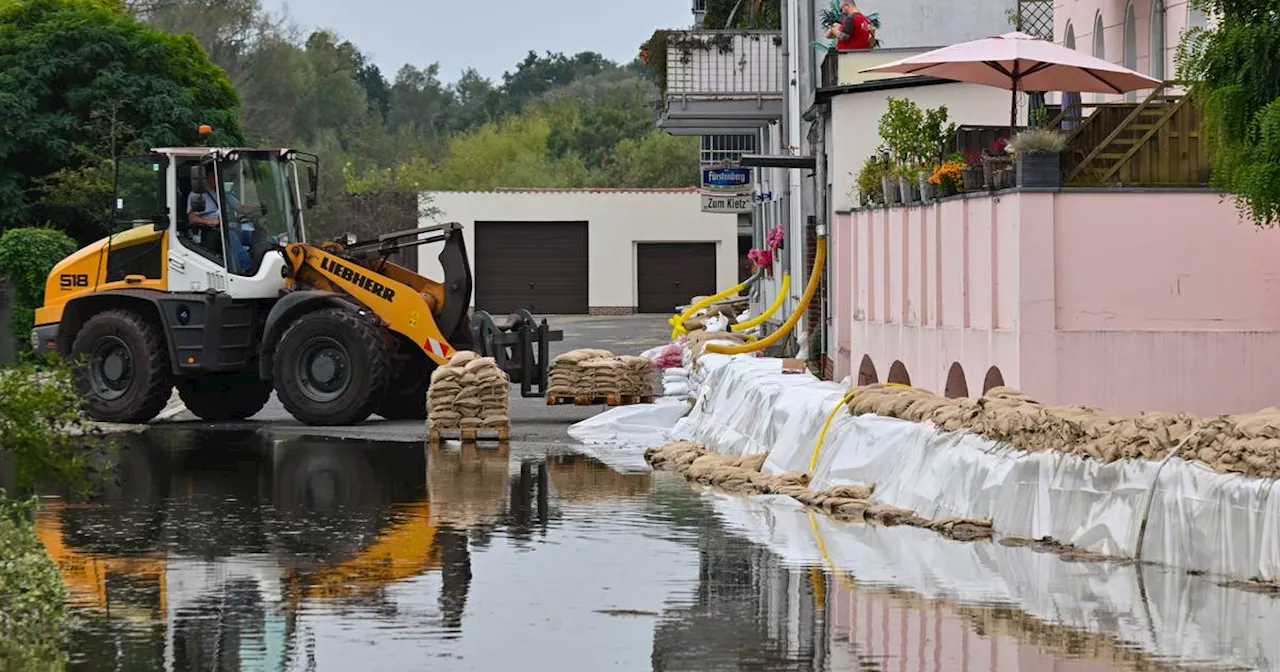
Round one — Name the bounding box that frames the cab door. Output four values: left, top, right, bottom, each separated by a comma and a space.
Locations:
167, 152, 231, 293
99, 154, 170, 293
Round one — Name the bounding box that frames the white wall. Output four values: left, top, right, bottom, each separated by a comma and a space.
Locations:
861, 0, 1017, 48
418, 189, 739, 310
830, 82, 1022, 211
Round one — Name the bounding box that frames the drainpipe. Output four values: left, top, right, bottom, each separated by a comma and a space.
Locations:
779, 0, 793, 283
785, 0, 804, 331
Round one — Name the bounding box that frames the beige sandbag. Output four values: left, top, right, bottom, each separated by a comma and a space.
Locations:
449, 350, 478, 367
431, 367, 461, 383
463, 356, 497, 373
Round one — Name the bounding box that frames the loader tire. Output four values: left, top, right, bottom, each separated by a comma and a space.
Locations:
177, 371, 272, 421
70, 309, 173, 424
273, 307, 389, 426
375, 349, 431, 421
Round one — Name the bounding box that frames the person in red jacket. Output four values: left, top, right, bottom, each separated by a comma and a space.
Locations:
827, 0, 875, 51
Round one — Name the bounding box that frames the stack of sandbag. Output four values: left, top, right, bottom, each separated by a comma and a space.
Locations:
617, 355, 656, 397
579, 358, 626, 397
428, 351, 510, 430
548, 349, 613, 397
844, 383, 1280, 479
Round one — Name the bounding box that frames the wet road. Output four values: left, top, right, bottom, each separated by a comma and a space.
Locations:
33, 316, 1280, 671
37, 429, 1280, 671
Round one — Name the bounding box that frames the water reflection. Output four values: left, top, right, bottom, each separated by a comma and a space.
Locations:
34, 430, 1260, 671
36, 432, 567, 671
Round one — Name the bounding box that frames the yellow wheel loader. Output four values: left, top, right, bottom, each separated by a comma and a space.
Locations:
31, 140, 559, 426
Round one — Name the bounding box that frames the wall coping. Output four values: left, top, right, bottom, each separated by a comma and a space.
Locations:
836, 186, 1223, 214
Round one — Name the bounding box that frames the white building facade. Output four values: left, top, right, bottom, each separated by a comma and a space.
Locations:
418, 188, 739, 316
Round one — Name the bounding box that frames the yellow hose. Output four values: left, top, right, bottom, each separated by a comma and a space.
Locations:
732, 274, 791, 332
668, 270, 761, 340
807, 382, 911, 475
705, 237, 827, 356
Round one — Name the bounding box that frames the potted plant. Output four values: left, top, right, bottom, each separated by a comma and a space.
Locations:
898, 163, 921, 203
878, 98, 922, 204
881, 165, 901, 204
857, 154, 888, 206
981, 137, 1010, 188
928, 159, 966, 198
918, 165, 936, 201
1008, 127, 1067, 188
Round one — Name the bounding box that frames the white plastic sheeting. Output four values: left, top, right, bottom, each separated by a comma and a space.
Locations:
566, 401, 690, 473
679, 353, 1280, 583
709, 492, 1280, 670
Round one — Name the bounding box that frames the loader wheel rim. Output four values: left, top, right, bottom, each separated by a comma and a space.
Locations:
296, 336, 350, 403
89, 336, 133, 401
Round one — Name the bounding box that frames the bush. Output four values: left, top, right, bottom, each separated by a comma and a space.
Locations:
0, 361, 109, 497
0, 227, 77, 349
857, 154, 890, 203
0, 497, 70, 672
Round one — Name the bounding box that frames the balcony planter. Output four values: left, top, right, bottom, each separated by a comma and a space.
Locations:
881, 176, 900, 205
899, 176, 920, 203
981, 154, 1011, 188
918, 174, 936, 202
962, 166, 984, 191
1016, 151, 1062, 188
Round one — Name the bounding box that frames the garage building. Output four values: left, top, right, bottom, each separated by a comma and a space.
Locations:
418, 188, 741, 315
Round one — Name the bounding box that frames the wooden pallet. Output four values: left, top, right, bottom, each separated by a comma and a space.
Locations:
546, 393, 654, 407
428, 423, 510, 445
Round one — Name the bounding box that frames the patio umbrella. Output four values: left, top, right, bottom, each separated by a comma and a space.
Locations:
858, 31, 1161, 133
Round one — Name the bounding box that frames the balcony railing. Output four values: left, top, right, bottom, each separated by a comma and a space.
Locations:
662, 30, 783, 98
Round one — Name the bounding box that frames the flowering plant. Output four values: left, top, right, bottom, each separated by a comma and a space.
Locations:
928, 160, 966, 195
747, 225, 785, 274
765, 225, 784, 249
747, 247, 774, 268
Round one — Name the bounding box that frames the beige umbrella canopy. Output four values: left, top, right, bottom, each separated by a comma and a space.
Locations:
859, 31, 1162, 132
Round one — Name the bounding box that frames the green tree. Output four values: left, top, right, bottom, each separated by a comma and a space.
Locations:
500, 50, 613, 113
0, 0, 242, 243
1177, 0, 1280, 225
594, 131, 700, 188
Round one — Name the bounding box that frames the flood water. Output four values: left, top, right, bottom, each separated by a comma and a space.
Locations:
34, 430, 1280, 671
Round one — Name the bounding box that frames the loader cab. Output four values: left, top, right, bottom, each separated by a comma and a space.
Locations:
152, 147, 315, 298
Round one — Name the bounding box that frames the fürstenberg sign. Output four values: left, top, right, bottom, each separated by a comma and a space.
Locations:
701, 162, 753, 213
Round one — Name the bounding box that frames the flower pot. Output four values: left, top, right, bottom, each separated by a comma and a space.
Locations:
962, 166, 984, 191
899, 176, 919, 203
881, 176, 900, 205
918, 174, 936, 202
1016, 151, 1062, 188
981, 155, 1011, 188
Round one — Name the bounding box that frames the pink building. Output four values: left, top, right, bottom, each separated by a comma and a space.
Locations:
821, 0, 1277, 415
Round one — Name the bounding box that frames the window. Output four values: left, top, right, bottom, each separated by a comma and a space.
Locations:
1064, 22, 1076, 49
700, 134, 758, 165
1150, 0, 1166, 81
1188, 2, 1207, 29
1124, 4, 1137, 101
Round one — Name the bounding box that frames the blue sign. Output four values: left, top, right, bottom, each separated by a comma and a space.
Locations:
701, 166, 753, 191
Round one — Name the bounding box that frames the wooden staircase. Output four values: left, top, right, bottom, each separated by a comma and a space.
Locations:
1052, 82, 1209, 187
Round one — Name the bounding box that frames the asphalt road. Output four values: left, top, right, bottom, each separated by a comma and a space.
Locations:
152, 314, 674, 442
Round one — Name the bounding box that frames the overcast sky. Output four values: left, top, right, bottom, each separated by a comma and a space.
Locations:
264, 0, 695, 84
